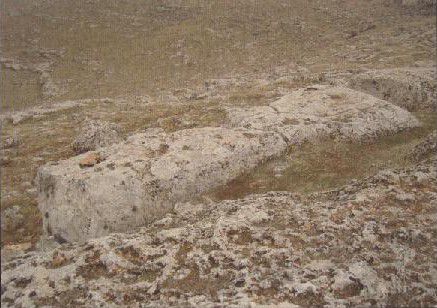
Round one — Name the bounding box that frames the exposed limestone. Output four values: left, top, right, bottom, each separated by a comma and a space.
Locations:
35, 86, 422, 243
72, 119, 123, 154
348, 67, 437, 111
37, 127, 286, 243
2, 159, 436, 307
226, 85, 421, 145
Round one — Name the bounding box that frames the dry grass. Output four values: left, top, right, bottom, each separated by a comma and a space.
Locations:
1, 0, 435, 108
211, 112, 437, 200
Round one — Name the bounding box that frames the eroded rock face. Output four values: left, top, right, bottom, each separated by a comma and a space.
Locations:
72, 119, 123, 154
3, 158, 436, 307
226, 85, 421, 144
348, 67, 437, 111
37, 127, 286, 243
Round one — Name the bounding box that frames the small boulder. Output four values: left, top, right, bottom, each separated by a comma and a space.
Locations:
72, 119, 123, 154
79, 152, 102, 168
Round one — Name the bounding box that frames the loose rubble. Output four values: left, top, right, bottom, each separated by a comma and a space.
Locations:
2, 157, 436, 307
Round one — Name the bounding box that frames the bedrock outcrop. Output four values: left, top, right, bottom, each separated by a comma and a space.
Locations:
3, 157, 436, 307
348, 67, 437, 111
36, 85, 420, 243
226, 85, 420, 145
37, 127, 287, 243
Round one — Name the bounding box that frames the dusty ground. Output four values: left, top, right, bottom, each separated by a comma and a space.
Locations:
0, 0, 436, 307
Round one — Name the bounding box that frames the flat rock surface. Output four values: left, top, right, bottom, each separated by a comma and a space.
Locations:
226, 85, 420, 145
37, 127, 286, 243
2, 158, 436, 307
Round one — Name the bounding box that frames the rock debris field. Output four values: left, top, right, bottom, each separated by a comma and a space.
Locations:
1, 0, 437, 307
2, 65, 437, 307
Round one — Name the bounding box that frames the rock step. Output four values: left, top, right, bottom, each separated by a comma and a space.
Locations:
37, 85, 420, 243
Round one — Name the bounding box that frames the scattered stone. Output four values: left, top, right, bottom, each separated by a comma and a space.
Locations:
3, 158, 437, 307
72, 119, 123, 154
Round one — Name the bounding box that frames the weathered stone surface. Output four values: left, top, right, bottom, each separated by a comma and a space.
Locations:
409, 130, 437, 161
37, 127, 286, 243
226, 85, 421, 145
78, 152, 103, 168
348, 67, 437, 111
72, 119, 123, 154
3, 158, 436, 307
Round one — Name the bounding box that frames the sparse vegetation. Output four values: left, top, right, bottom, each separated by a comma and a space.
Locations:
1, 0, 436, 306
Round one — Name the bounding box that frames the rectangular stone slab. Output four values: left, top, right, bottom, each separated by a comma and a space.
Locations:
226, 85, 421, 145
37, 127, 287, 243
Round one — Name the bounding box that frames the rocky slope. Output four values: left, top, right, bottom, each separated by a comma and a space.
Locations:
1, 1, 436, 306
1, 155, 436, 307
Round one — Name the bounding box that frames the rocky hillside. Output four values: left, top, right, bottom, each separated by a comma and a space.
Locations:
2, 154, 436, 307
1, 0, 436, 307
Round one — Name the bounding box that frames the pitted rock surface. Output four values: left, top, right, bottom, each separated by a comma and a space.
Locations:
37, 127, 286, 243
226, 85, 420, 145
348, 67, 437, 111
72, 119, 123, 154
3, 158, 437, 307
